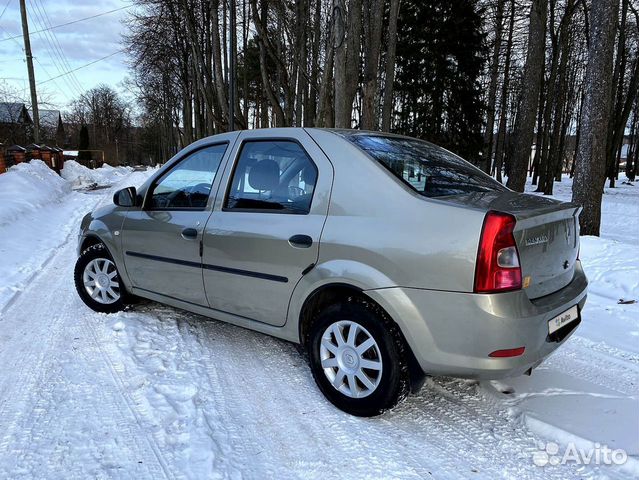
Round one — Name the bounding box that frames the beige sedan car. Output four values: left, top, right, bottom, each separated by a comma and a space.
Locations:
75, 128, 587, 416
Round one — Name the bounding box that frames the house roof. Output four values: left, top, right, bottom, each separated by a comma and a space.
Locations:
0, 103, 32, 124
25, 143, 41, 152
7, 145, 26, 152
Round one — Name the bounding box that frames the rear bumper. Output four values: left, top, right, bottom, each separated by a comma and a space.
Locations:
365, 261, 588, 379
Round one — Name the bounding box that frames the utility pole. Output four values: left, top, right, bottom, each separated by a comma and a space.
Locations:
228, 0, 236, 132
19, 0, 40, 144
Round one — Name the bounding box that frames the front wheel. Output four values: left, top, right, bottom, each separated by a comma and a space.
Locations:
308, 300, 410, 416
74, 243, 127, 314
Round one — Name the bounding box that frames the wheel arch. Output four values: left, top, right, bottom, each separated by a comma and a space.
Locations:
298, 282, 364, 345
298, 282, 426, 392
80, 234, 106, 253
78, 228, 132, 292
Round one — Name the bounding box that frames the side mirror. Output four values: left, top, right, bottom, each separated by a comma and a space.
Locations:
113, 186, 137, 207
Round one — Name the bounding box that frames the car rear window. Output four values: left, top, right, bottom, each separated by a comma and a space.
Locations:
344, 134, 507, 198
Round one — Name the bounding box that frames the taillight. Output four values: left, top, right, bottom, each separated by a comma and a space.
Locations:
474, 211, 522, 293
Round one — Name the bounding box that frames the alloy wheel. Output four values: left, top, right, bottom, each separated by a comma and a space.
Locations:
319, 320, 383, 398
83, 258, 121, 305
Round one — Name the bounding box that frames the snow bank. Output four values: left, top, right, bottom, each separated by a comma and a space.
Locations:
0, 160, 70, 227
0, 166, 155, 312
61, 160, 133, 188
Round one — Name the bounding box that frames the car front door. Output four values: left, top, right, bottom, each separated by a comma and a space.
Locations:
121, 142, 231, 305
202, 129, 333, 326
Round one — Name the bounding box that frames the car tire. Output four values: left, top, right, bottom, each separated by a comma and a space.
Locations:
74, 243, 129, 314
308, 299, 410, 417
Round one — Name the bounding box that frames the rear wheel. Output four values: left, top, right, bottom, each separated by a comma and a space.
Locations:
74, 243, 127, 313
308, 300, 410, 416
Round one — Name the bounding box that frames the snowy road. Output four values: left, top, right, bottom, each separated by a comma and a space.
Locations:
0, 165, 637, 479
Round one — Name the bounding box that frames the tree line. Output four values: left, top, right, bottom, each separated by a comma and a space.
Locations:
122, 0, 639, 235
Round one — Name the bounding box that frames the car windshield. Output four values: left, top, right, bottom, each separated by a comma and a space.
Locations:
344, 134, 507, 198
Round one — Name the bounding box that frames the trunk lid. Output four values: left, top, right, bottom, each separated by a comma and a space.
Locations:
442, 191, 581, 299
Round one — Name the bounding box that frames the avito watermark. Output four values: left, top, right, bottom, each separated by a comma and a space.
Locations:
533, 441, 628, 467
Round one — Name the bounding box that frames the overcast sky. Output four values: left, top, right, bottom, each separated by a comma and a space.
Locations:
0, 0, 131, 110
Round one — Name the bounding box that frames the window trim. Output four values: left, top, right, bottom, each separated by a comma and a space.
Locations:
144, 141, 229, 212
222, 138, 319, 215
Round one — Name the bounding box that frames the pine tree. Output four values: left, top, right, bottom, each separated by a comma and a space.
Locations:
394, 0, 487, 161
78, 125, 91, 162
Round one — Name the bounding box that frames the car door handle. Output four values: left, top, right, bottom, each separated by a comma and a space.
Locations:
289, 234, 313, 248
181, 228, 198, 240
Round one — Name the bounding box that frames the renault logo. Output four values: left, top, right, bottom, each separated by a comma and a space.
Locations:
525, 235, 548, 246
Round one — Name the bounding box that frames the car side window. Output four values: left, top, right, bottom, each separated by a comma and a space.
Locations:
225, 140, 318, 214
149, 144, 227, 210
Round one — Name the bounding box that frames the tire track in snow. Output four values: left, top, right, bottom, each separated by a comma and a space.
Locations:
82, 313, 174, 480
0, 237, 170, 478
570, 335, 639, 366
400, 377, 630, 480
541, 337, 639, 397
0, 173, 174, 479
193, 319, 435, 479
98, 303, 631, 479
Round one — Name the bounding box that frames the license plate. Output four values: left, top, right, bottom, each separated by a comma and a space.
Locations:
548, 305, 579, 334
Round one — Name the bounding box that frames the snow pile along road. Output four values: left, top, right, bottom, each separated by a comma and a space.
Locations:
0, 161, 152, 312
0, 160, 70, 226
61, 160, 133, 188
0, 168, 636, 479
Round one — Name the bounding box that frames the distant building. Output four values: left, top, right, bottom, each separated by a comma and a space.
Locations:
30, 109, 65, 146
0, 102, 33, 145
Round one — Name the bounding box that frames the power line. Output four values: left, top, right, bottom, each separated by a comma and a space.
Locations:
28, 0, 83, 97
35, 0, 84, 95
0, 5, 131, 43
0, 0, 12, 22
29, 0, 80, 92
36, 49, 124, 86
0, 17, 69, 99
27, 0, 80, 97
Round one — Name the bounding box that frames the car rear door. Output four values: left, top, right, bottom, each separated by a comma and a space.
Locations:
202, 129, 333, 326
121, 140, 233, 305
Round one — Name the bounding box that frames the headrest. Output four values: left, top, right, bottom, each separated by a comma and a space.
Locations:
248, 159, 279, 191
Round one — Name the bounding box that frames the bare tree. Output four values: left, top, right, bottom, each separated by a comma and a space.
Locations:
572, 0, 620, 235
334, 0, 362, 128
507, 0, 548, 192
381, 0, 401, 131
360, 0, 385, 129
482, 0, 505, 173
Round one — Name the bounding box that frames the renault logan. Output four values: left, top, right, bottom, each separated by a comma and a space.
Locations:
75, 128, 588, 416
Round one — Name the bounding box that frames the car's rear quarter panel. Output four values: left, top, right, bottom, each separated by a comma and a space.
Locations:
304, 128, 486, 293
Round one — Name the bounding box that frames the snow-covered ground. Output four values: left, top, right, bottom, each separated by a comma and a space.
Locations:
0, 161, 144, 311
0, 165, 636, 479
